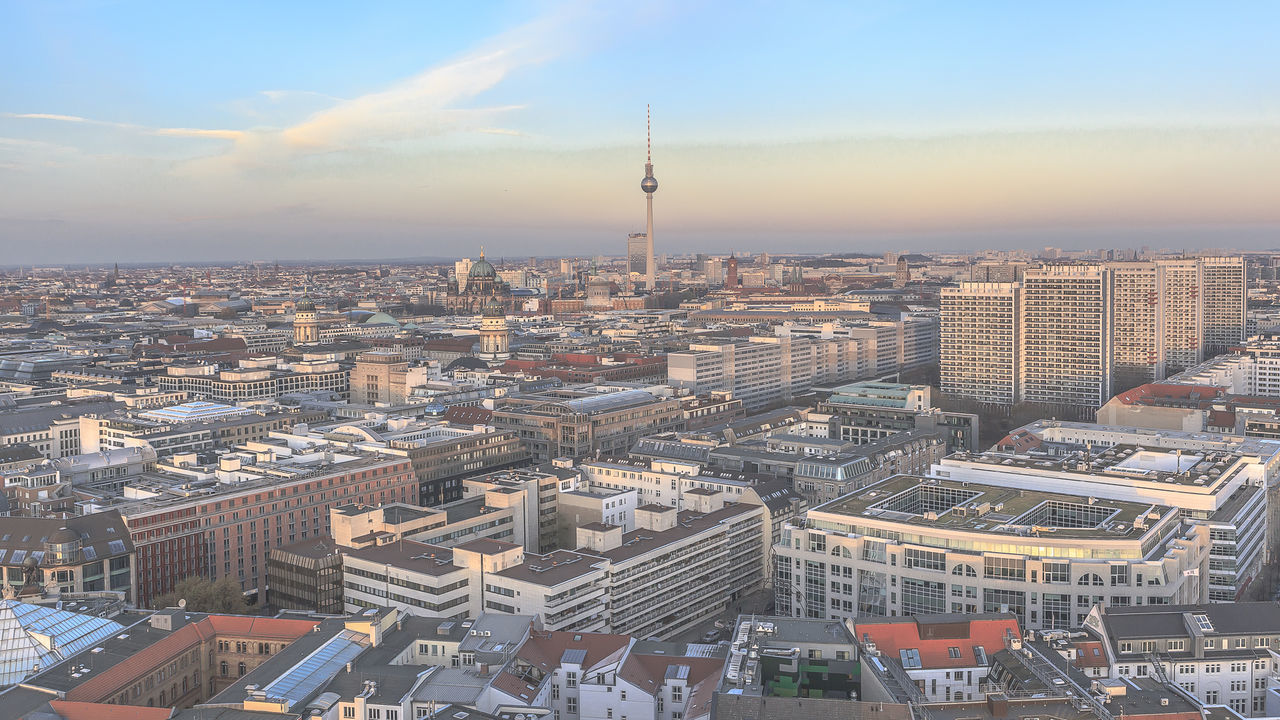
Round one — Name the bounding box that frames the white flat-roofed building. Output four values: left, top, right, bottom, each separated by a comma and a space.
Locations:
341, 494, 768, 639
936, 445, 1268, 602
667, 335, 866, 410
774, 474, 1209, 631
994, 419, 1280, 578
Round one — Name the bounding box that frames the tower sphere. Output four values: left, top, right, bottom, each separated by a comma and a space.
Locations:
640, 176, 658, 194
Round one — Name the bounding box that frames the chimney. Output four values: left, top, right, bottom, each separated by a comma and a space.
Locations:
987, 693, 1009, 718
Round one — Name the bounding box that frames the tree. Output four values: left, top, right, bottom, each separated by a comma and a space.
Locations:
150, 576, 253, 614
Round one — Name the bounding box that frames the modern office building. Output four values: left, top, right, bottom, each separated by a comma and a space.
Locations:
491, 387, 683, 462
79, 406, 331, 457
271, 417, 529, 507
774, 474, 1206, 630
937, 444, 1269, 602
76, 439, 418, 607
349, 350, 436, 405
817, 381, 980, 452
157, 360, 349, 405
264, 536, 344, 614
991, 419, 1280, 568
627, 232, 648, 275
788, 429, 947, 505
343, 492, 768, 640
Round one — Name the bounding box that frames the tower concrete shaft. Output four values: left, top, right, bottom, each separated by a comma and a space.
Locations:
641, 105, 658, 290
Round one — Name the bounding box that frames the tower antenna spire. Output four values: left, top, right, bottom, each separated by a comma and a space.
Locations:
647, 104, 651, 163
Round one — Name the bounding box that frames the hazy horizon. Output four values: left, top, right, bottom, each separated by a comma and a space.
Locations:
4, 1, 1279, 263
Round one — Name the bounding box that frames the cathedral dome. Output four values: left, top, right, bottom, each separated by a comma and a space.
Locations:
295, 297, 315, 313
468, 252, 496, 280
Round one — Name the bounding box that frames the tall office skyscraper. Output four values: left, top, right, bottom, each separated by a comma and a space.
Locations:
640, 106, 658, 290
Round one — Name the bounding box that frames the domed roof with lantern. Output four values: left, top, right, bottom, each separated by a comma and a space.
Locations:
468, 250, 497, 280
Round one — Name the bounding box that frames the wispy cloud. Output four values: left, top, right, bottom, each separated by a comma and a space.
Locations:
178, 7, 589, 175
2, 111, 242, 141
477, 127, 527, 137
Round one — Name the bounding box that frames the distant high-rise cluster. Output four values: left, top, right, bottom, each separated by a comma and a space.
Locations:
626, 232, 647, 276
941, 257, 1246, 410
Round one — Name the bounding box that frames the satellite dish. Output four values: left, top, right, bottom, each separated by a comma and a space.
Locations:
178, 598, 187, 609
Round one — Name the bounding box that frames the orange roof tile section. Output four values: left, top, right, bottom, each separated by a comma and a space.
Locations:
854, 616, 1020, 670
65, 615, 318, 703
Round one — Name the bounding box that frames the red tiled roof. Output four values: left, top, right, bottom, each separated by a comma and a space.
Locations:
996, 429, 1042, 453
854, 616, 1020, 670
619, 653, 727, 717
1206, 409, 1236, 429
517, 630, 631, 673
50, 700, 172, 720
1072, 640, 1109, 668
1112, 383, 1223, 408
65, 615, 318, 702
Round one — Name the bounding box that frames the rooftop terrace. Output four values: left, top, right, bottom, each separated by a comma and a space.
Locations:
813, 475, 1175, 542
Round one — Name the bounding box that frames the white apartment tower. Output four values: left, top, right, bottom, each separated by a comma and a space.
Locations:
1202, 256, 1247, 355
1021, 264, 1112, 408
940, 282, 1020, 405
940, 257, 1245, 409
1109, 259, 1204, 389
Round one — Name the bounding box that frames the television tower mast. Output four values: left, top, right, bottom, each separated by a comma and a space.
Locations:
641, 105, 659, 290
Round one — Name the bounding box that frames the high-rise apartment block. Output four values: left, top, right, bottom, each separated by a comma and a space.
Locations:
1202, 255, 1248, 355
941, 257, 1246, 409
1021, 264, 1112, 407
940, 282, 1020, 405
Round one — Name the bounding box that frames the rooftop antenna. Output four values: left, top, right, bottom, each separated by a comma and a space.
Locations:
647, 103, 652, 164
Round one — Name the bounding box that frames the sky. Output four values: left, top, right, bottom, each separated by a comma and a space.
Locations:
1, 0, 1279, 263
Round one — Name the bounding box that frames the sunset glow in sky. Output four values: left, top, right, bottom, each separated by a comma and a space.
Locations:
2, 1, 1278, 262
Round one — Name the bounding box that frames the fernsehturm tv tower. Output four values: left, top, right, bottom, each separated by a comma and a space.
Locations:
641, 105, 658, 290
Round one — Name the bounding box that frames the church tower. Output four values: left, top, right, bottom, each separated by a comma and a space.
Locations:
477, 298, 510, 365
294, 297, 319, 344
